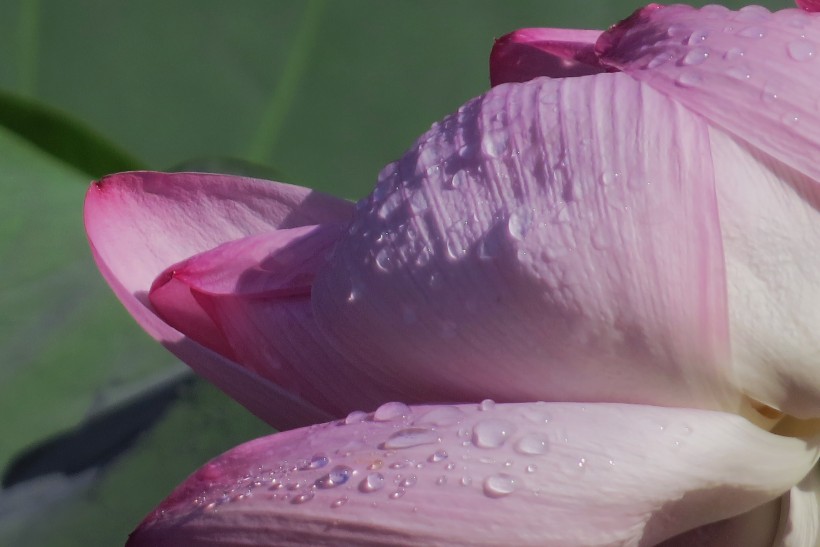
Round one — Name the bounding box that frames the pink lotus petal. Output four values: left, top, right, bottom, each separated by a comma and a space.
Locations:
127, 402, 819, 546
84, 171, 353, 428
797, 0, 820, 13
597, 3, 820, 186
149, 225, 410, 415
490, 28, 607, 86
773, 467, 820, 546
312, 71, 735, 413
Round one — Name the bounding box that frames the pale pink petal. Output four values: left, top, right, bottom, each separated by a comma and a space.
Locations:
312, 72, 735, 412
658, 498, 782, 547
149, 225, 409, 415
126, 402, 819, 546
774, 467, 820, 546
709, 129, 820, 418
597, 4, 820, 185
490, 28, 607, 86
84, 171, 353, 427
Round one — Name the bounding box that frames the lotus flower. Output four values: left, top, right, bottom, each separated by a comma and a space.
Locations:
84, 3, 820, 545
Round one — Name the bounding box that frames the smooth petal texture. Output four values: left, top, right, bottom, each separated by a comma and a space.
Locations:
774, 467, 820, 546
127, 402, 819, 546
313, 72, 735, 413
490, 28, 607, 86
597, 4, 820, 187
149, 225, 409, 415
84, 171, 354, 428
709, 127, 820, 418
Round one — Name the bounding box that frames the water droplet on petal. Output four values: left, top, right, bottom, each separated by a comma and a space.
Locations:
428, 449, 448, 463
359, 473, 385, 493
478, 399, 496, 411
374, 401, 411, 422
298, 455, 329, 470
600, 171, 620, 185
389, 488, 406, 499
514, 435, 549, 455
472, 419, 515, 448
788, 38, 816, 61
687, 29, 709, 45
682, 47, 709, 65
460, 476, 473, 487
409, 191, 428, 213
526, 464, 537, 474
384, 428, 440, 449
331, 496, 348, 509
675, 71, 702, 87
436, 475, 447, 485
291, 491, 315, 504
482, 132, 508, 158
316, 465, 353, 489
724, 47, 744, 61
399, 475, 417, 488
416, 406, 464, 426
446, 169, 469, 190
483, 473, 517, 498
738, 26, 765, 39
345, 410, 367, 424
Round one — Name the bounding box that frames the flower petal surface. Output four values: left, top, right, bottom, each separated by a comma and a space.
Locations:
127, 402, 819, 547
774, 467, 820, 547
84, 171, 353, 427
490, 28, 607, 85
598, 4, 820, 186
313, 72, 734, 412
149, 225, 410, 415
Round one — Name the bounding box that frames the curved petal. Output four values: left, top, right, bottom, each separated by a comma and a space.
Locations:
774, 467, 820, 547
313, 72, 735, 412
597, 4, 820, 187
490, 28, 607, 86
149, 225, 409, 415
84, 171, 354, 428
709, 128, 820, 418
126, 402, 819, 546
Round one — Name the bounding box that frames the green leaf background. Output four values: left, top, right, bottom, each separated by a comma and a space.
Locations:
0, 0, 793, 545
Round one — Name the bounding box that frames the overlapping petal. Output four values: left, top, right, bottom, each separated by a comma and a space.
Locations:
312, 70, 735, 413
84, 172, 353, 428
490, 28, 607, 85
126, 402, 819, 546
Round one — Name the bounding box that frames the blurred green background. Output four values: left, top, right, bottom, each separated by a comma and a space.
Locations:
0, 0, 794, 544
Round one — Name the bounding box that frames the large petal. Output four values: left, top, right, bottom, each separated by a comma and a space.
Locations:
490, 28, 607, 86
126, 402, 819, 546
708, 128, 820, 418
149, 224, 410, 415
84, 171, 353, 428
597, 4, 820, 188
313, 72, 735, 412
774, 466, 820, 546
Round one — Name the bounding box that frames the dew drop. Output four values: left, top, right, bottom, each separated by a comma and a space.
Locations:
482, 132, 508, 158
646, 53, 672, 69
436, 475, 447, 485
399, 475, 417, 488
726, 66, 751, 80
577, 457, 587, 469
416, 406, 464, 426
738, 26, 765, 39
367, 459, 384, 471
724, 47, 744, 61
389, 488, 406, 499
384, 428, 440, 449
526, 464, 537, 474
299, 455, 330, 470
377, 192, 403, 219
345, 410, 367, 425
782, 113, 800, 125
687, 29, 710, 45
600, 171, 620, 185
472, 419, 515, 448
446, 169, 469, 190
445, 462, 457, 471
762, 83, 779, 103
291, 491, 315, 505
374, 401, 411, 422
428, 449, 449, 463
514, 435, 549, 455
478, 399, 496, 412
675, 71, 702, 87
359, 473, 385, 493
483, 473, 517, 498
331, 496, 348, 509
316, 465, 353, 489
409, 191, 428, 213
374, 248, 393, 272
788, 39, 816, 61
460, 476, 473, 487
507, 213, 527, 240
682, 47, 709, 66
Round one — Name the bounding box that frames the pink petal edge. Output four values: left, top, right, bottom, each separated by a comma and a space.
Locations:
127, 402, 819, 546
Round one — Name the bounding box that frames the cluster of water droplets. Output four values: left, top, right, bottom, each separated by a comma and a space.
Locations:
632, 4, 817, 126
181, 400, 628, 518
